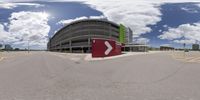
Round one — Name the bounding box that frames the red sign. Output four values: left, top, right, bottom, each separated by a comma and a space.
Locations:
92, 38, 122, 58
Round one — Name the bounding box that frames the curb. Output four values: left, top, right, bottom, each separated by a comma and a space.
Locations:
84, 52, 149, 61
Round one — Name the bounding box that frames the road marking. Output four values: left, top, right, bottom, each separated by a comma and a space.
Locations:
186, 57, 200, 63
171, 53, 200, 63
105, 41, 113, 55
49, 52, 82, 62
0, 57, 5, 61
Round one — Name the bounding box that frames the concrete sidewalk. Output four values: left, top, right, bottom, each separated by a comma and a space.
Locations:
85, 51, 164, 61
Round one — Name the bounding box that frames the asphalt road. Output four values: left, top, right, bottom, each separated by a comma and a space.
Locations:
0, 51, 200, 100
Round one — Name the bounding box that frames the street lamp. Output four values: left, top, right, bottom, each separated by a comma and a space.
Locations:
28, 39, 30, 53
183, 43, 186, 58
1, 40, 5, 51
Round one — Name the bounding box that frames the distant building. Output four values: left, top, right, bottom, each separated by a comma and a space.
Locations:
123, 44, 149, 52
5, 44, 13, 51
48, 19, 133, 53
14, 48, 20, 51
125, 27, 133, 44
192, 44, 199, 51
160, 46, 174, 51
0, 44, 3, 49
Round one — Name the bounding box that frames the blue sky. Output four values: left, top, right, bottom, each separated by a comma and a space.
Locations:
0, 1, 200, 49
144, 3, 200, 48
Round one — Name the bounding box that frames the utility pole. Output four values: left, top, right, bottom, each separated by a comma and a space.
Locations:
2, 41, 5, 50
183, 43, 186, 58
1, 40, 7, 52
28, 40, 30, 53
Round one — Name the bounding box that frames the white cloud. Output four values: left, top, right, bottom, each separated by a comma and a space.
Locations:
56, 0, 200, 44
89, 15, 106, 19
163, 24, 168, 28
158, 23, 200, 44
48, 0, 200, 3
160, 44, 171, 47
133, 37, 150, 44
58, 16, 88, 25
84, 0, 162, 39
158, 28, 183, 40
0, 24, 15, 43
58, 15, 106, 25
181, 7, 199, 13
1, 0, 200, 47
56, 0, 162, 43
196, 4, 200, 7
0, 11, 50, 49
0, 2, 43, 9
0, 0, 39, 2
2, 0, 200, 38
173, 39, 197, 44
0, 3, 17, 9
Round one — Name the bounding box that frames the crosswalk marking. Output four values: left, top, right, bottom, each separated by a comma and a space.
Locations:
171, 54, 200, 63
0, 57, 5, 61
187, 57, 200, 62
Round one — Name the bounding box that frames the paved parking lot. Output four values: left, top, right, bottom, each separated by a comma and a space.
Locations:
171, 51, 200, 63
0, 51, 200, 100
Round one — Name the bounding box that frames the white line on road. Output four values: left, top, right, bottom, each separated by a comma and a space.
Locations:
48, 52, 82, 62
0, 57, 5, 61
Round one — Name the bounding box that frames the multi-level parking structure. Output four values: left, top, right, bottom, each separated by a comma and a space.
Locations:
48, 19, 131, 53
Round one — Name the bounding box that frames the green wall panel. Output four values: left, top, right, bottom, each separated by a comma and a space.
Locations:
119, 24, 125, 43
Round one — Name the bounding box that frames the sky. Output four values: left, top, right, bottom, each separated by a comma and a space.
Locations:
0, 0, 200, 49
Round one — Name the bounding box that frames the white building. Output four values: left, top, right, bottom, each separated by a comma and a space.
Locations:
125, 27, 133, 44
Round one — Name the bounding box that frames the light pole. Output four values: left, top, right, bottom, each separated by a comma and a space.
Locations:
183, 43, 186, 58
28, 40, 30, 53
1, 40, 5, 52
2, 40, 4, 49
0, 40, 4, 52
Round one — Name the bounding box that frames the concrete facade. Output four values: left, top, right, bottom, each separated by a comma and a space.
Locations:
160, 46, 175, 51
48, 19, 132, 53
125, 28, 133, 44
123, 44, 149, 52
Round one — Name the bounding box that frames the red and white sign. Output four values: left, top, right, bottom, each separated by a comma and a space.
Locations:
92, 38, 122, 58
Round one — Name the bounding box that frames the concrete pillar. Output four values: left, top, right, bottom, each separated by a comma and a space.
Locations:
82, 47, 84, 53
69, 40, 72, 53
109, 24, 112, 38
88, 38, 91, 52
60, 42, 62, 52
